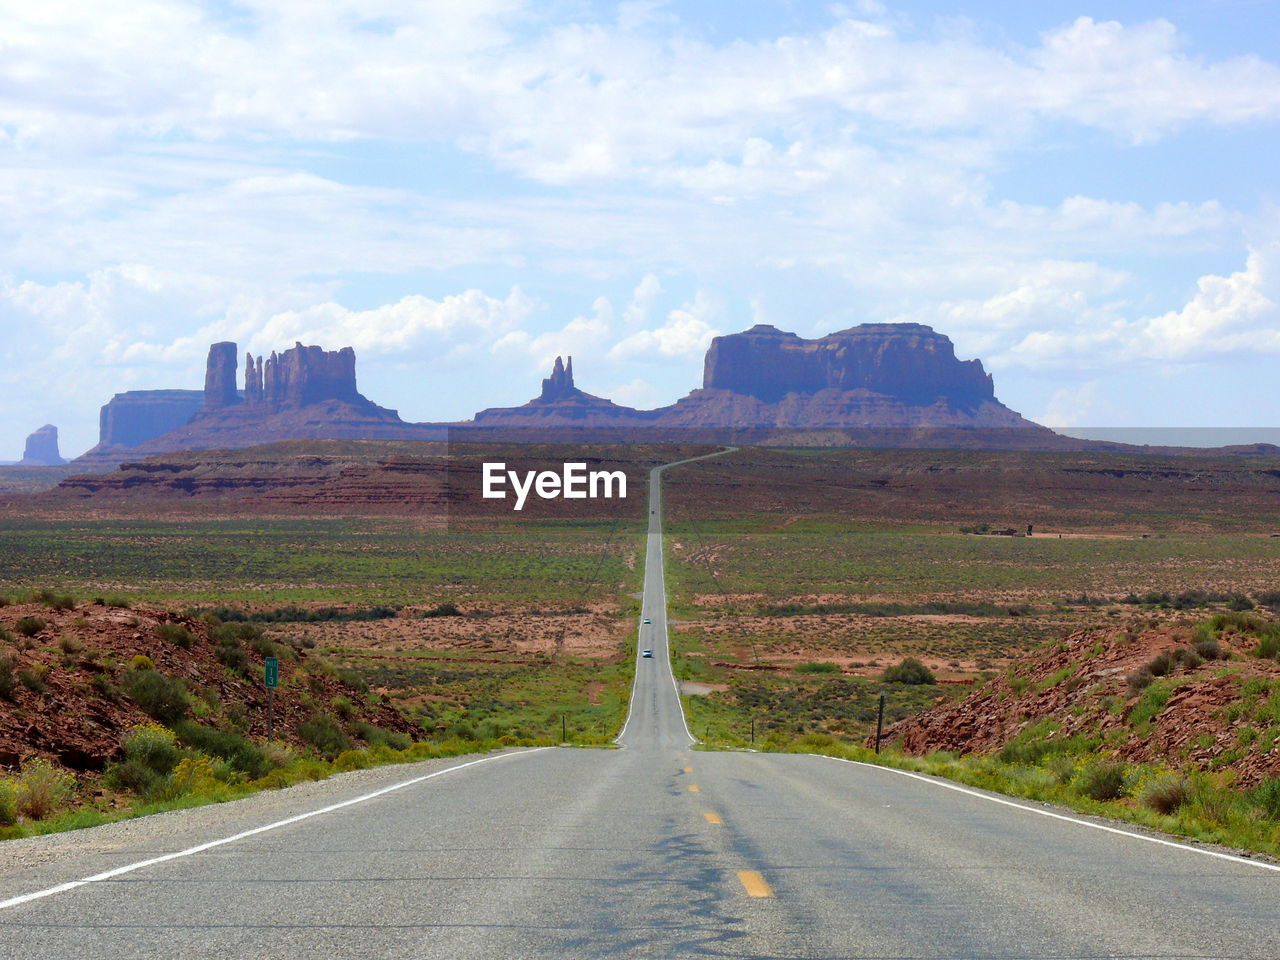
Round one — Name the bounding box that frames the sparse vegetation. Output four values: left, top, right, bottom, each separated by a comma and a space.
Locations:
13, 758, 74, 820
298, 716, 353, 759
14, 616, 45, 637
881, 658, 936, 685
156, 622, 195, 648
124, 669, 189, 724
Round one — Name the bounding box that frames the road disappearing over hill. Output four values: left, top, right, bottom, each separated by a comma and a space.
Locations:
1, 449, 1278, 959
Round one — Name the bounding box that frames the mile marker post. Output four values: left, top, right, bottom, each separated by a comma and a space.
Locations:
264, 656, 280, 740
874, 690, 886, 755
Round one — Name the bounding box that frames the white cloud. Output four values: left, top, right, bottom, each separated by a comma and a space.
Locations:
609, 291, 721, 361
1137, 244, 1280, 359
492, 295, 613, 370
622, 273, 662, 327
920, 244, 1280, 372
252, 287, 536, 357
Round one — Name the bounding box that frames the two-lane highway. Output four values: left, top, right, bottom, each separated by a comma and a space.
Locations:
2, 449, 1277, 958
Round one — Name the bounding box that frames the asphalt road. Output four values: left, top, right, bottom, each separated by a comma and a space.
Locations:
1, 450, 1277, 958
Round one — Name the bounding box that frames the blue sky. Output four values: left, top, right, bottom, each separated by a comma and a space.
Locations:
1, 0, 1278, 457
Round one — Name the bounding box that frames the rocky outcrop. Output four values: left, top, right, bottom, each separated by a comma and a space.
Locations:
702, 323, 995, 406
73, 341, 434, 463
243, 342, 363, 408
541, 356, 576, 401
472, 356, 655, 427
203, 342, 240, 409
653, 323, 1043, 432
92, 390, 205, 450
19, 425, 66, 465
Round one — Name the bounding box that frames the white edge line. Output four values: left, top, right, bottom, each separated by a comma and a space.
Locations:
810, 752, 1280, 874
0, 748, 548, 912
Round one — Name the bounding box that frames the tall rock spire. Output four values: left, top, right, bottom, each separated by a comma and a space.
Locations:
539, 355, 578, 401
203, 342, 239, 408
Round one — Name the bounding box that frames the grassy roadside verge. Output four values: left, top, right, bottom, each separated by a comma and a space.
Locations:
0, 734, 611, 843
715, 735, 1280, 861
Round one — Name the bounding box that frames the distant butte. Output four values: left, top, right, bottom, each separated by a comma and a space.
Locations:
67, 320, 1239, 461
472, 355, 654, 427
19, 424, 67, 466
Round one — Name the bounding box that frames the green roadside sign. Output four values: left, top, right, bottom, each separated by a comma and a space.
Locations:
264, 656, 280, 688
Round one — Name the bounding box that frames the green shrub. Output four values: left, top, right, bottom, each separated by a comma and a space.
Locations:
129, 654, 154, 671
333, 749, 372, 771
1138, 772, 1191, 814
1073, 760, 1128, 801
1253, 777, 1280, 819
57, 633, 85, 656
997, 734, 1094, 766
1192, 637, 1224, 660
122, 723, 182, 775
123, 669, 189, 725
1129, 680, 1175, 726
156, 623, 195, 649
881, 658, 935, 685
421, 602, 463, 618
247, 634, 289, 661
260, 741, 295, 770
351, 721, 412, 750
0, 779, 16, 826
18, 664, 49, 693
103, 760, 162, 797
14, 617, 45, 638
15, 758, 74, 820
218, 644, 250, 673
1126, 667, 1154, 693
0, 650, 16, 700
795, 661, 840, 674
1255, 635, 1280, 659
298, 716, 352, 759
173, 720, 268, 778
335, 668, 369, 693
34, 589, 75, 610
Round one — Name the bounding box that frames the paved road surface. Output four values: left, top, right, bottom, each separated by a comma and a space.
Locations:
1, 450, 1277, 958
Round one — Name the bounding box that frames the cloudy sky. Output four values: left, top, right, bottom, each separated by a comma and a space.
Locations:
2, 0, 1278, 457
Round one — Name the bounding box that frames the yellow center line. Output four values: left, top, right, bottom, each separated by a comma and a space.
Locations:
737, 870, 774, 898
683, 766, 693, 773
704, 812, 722, 824
689, 784, 699, 792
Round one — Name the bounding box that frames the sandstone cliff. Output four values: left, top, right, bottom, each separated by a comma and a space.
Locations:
82, 390, 205, 456
701, 323, 994, 406
75, 341, 437, 465
244, 342, 364, 408
469, 324, 1045, 437
18, 425, 67, 466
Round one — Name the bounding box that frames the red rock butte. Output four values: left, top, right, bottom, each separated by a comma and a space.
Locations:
72, 322, 1132, 464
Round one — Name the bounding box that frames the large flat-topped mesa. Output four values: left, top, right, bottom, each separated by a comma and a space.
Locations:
702, 323, 995, 406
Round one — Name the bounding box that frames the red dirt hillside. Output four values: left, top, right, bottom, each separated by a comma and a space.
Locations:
878, 613, 1280, 787
0, 597, 416, 772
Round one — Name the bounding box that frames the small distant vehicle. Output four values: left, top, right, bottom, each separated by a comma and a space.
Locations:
641, 649, 654, 658
642, 618, 652, 624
